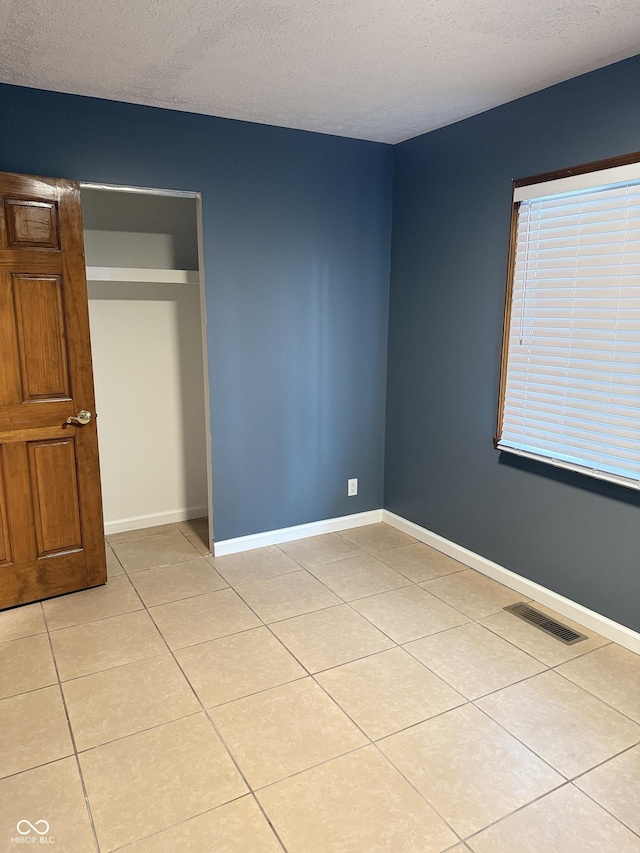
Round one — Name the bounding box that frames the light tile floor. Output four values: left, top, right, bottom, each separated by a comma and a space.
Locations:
1, 521, 640, 852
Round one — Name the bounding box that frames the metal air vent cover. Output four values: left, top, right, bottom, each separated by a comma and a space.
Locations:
504, 603, 587, 645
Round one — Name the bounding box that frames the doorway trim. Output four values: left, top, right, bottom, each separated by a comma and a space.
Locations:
80, 180, 215, 551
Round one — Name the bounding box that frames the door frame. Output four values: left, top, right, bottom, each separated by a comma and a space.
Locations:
80, 181, 215, 551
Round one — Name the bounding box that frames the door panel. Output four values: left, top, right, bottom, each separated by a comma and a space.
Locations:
4, 198, 60, 249
0, 171, 106, 609
28, 439, 82, 557
13, 274, 71, 401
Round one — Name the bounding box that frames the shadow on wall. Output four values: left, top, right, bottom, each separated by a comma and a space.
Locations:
498, 451, 640, 509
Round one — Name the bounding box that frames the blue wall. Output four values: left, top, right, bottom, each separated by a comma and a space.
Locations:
386, 55, 640, 632
3, 55, 639, 632
0, 84, 393, 541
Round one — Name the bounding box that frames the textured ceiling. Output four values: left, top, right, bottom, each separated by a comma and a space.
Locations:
1, 0, 639, 143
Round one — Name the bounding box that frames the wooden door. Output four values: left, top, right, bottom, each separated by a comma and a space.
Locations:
0, 172, 106, 609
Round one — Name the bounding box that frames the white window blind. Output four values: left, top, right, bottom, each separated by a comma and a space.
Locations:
497, 169, 640, 489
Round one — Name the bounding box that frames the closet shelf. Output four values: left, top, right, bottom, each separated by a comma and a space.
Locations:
86, 266, 199, 284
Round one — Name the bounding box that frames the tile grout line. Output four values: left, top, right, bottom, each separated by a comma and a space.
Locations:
42, 613, 102, 853
462, 779, 574, 844
52, 522, 290, 851
47, 603, 145, 635
161, 542, 465, 849
469, 672, 640, 765
287, 572, 474, 847
343, 594, 467, 649
301, 559, 631, 728
0, 752, 90, 785
72, 709, 204, 755
468, 700, 571, 781
369, 737, 466, 847
219, 542, 416, 650
53, 648, 169, 686
466, 690, 640, 810
126, 565, 293, 853
571, 740, 640, 785
305, 662, 467, 847
466, 775, 639, 845
401, 659, 552, 707
249, 743, 373, 792
0, 633, 60, 701
108, 572, 291, 850
104, 792, 269, 853
571, 771, 640, 840
270, 533, 640, 842
342, 598, 640, 845
224, 537, 468, 846
551, 665, 640, 728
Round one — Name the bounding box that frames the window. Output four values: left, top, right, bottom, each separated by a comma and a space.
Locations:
495, 154, 640, 489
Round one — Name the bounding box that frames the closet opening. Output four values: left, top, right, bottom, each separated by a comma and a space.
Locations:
80, 183, 213, 553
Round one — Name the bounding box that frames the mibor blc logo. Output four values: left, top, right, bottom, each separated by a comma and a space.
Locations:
11, 820, 55, 845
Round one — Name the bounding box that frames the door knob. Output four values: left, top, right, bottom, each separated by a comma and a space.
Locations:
66, 410, 92, 426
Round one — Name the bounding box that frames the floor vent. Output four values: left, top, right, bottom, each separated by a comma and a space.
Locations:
503, 603, 587, 645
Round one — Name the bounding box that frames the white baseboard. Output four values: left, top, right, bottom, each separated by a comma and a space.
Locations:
104, 506, 208, 536
210, 504, 639, 655
382, 509, 640, 656
213, 510, 383, 557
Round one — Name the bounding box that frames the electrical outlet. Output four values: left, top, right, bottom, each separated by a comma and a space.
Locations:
348, 478, 358, 496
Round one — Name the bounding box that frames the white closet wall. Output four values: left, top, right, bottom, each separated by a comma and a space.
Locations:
82, 190, 208, 534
